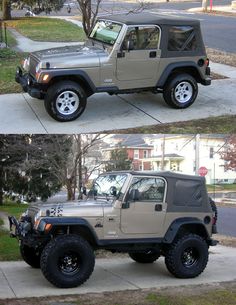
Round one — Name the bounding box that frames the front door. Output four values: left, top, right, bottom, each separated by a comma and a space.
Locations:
120, 176, 166, 236
116, 25, 161, 82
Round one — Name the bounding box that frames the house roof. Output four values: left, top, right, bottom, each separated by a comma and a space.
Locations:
110, 134, 153, 149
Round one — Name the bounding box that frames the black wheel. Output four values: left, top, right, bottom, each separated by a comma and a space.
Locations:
163, 73, 198, 109
20, 244, 41, 268
165, 234, 208, 278
40, 235, 95, 288
129, 250, 160, 264
44, 81, 87, 122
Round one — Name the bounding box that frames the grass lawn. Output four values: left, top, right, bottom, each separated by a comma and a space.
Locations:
0, 282, 235, 305
0, 48, 25, 94
207, 184, 236, 192
0, 203, 28, 261
5, 29, 18, 47
6, 17, 86, 42
109, 115, 236, 134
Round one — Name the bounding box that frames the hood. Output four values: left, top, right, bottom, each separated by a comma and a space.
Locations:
27, 199, 110, 219
31, 44, 107, 69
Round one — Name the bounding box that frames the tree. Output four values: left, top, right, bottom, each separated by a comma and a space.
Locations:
0, 135, 72, 204
2, 0, 11, 20
105, 147, 132, 172
220, 135, 236, 171
76, 0, 101, 36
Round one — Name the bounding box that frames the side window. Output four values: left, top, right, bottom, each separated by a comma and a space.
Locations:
123, 26, 160, 50
168, 26, 197, 51
129, 177, 165, 202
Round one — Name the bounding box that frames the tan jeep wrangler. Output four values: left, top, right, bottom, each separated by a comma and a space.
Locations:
16, 13, 211, 122
9, 171, 218, 288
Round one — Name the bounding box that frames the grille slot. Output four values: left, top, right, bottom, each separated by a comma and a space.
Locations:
29, 56, 39, 78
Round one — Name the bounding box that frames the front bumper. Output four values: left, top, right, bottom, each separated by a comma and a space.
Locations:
15, 67, 45, 99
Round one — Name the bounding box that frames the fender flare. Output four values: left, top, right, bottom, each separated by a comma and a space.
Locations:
163, 217, 210, 243
156, 61, 201, 88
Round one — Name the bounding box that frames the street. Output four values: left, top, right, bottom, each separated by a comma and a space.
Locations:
218, 206, 236, 237
10, 0, 236, 53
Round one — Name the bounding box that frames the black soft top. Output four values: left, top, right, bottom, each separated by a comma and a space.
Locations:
101, 12, 200, 27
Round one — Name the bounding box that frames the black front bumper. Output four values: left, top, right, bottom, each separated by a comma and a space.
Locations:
16, 67, 45, 99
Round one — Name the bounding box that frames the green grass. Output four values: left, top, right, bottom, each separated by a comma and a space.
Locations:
0, 202, 28, 219
0, 48, 26, 94
6, 17, 86, 42
0, 202, 28, 261
109, 115, 236, 134
207, 184, 236, 192
5, 29, 17, 47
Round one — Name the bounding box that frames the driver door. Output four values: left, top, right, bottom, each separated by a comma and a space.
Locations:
116, 26, 161, 82
120, 176, 167, 235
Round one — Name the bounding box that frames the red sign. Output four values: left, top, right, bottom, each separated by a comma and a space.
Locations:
198, 166, 208, 176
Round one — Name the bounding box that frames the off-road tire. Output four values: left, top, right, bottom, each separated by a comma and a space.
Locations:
44, 81, 87, 122
40, 234, 95, 288
129, 251, 160, 263
165, 234, 208, 278
163, 73, 198, 109
20, 244, 41, 268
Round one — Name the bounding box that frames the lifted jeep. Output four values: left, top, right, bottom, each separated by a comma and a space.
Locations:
9, 171, 218, 288
16, 13, 211, 122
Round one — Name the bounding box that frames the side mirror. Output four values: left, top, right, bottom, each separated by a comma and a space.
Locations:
128, 189, 140, 201
127, 40, 134, 52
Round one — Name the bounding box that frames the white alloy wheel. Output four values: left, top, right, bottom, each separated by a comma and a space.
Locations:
56, 91, 80, 115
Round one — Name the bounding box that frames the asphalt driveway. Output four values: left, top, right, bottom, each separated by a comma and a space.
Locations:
0, 245, 235, 299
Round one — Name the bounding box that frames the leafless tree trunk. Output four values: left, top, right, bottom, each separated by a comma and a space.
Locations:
77, 0, 102, 36
2, 0, 12, 20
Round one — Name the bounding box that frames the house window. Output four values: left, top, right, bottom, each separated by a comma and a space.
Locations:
209, 147, 214, 159
143, 150, 148, 158
134, 149, 139, 159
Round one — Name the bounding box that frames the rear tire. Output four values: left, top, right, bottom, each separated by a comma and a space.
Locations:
163, 73, 198, 109
20, 244, 41, 268
165, 234, 208, 278
129, 250, 160, 263
40, 234, 95, 288
44, 81, 87, 122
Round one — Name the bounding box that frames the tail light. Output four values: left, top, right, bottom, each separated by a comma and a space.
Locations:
205, 58, 210, 66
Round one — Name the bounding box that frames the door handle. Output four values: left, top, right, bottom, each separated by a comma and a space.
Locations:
155, 204, 162, 211
149, 51, 157, 58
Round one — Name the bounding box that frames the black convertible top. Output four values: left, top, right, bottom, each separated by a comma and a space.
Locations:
100, 12, 200, 27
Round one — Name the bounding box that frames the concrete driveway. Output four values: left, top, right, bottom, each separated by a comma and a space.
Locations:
0, 245, 236, 299
0, 75, 236, 133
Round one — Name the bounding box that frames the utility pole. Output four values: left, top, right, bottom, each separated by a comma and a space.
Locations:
161, 135, 166, 171
195, 134, 200, 175
202, 0, 208, 12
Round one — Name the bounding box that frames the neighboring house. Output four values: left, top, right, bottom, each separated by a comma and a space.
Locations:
143, 135, 236, 184
102, 134, 154, 171
102, 134, 236, 185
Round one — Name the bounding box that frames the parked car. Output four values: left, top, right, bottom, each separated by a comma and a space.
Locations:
9, 171, 217, 288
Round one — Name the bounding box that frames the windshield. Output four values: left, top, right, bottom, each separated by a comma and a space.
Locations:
89, 20, 122, 45
90, 174, 127, 199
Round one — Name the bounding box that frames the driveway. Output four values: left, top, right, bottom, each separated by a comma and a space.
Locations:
0, 74, 236, 133
0, 245, 235, 299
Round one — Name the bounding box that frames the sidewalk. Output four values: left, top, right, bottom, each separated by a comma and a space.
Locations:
0, 245, 235, 299
189, 4, 236, 14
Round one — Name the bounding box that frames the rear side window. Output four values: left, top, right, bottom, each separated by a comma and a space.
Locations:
173, 179, 203, 207
168, 26, 197, 51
